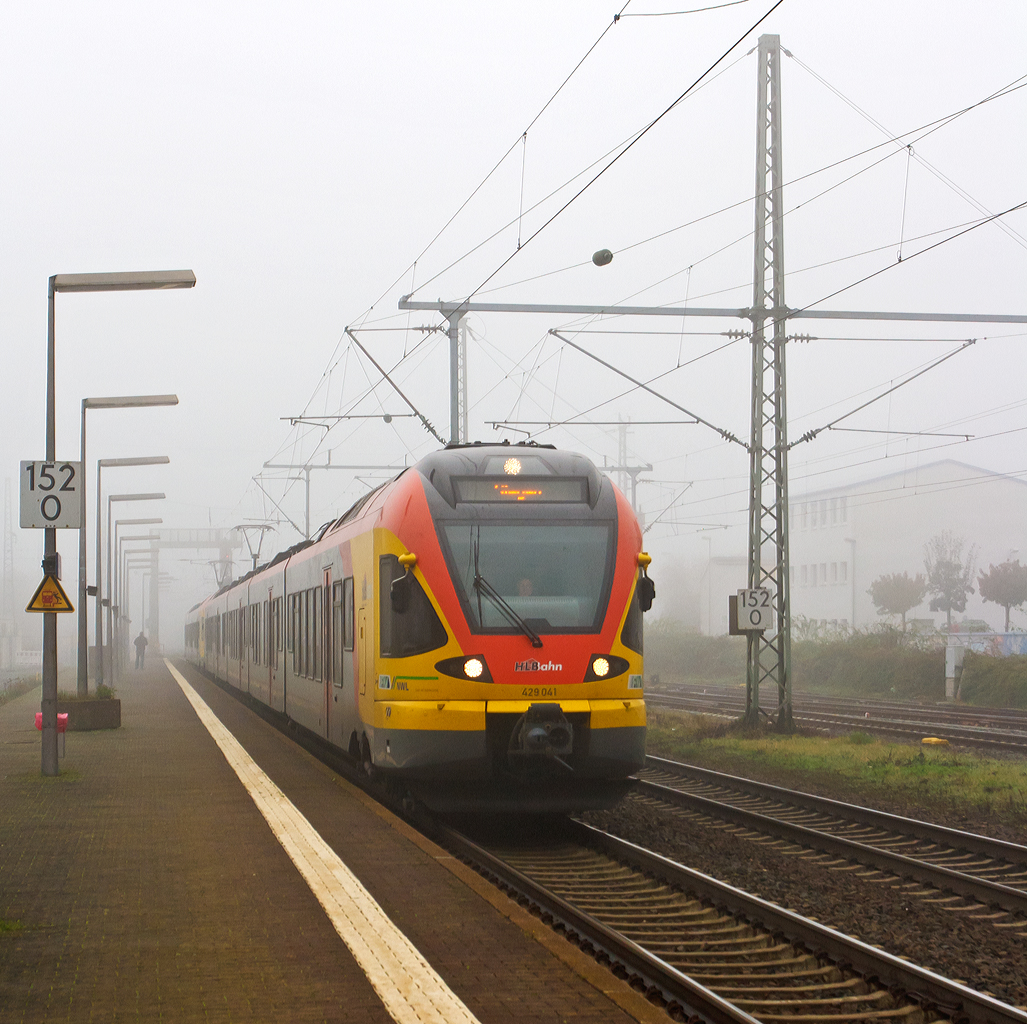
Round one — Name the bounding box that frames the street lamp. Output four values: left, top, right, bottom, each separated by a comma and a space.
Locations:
112, 520, 162, 682
121, 546, 158, 672
78, 396, 177, 695
95, 482, 166, 686
41, 269, 194, 776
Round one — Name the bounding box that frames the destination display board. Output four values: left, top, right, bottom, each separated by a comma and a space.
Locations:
454, 477, 588, 503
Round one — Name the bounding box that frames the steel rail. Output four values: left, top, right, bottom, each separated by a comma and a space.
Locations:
577, 822, 1027, 1024
438, 823, 762, 1024
633, 777, 1027, 917
645, 755, 1027, 863
645, 694, 1027, 752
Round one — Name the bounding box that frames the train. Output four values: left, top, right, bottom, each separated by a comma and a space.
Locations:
184, 442, 654, 812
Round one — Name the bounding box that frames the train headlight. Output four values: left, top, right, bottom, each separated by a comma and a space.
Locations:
504, 457, 522, 475
435, 654, 493, 682
583, 654, 630, 682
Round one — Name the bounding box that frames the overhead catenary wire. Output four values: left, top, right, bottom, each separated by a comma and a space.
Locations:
344, 329, 446, 445
460, 0, 788, 303
552, 330, 747, 447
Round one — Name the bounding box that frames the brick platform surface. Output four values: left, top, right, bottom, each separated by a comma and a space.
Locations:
0, 659, 653, 1024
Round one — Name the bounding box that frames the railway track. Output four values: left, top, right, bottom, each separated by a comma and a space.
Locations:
654, 685, 1027, 733
646, 692, 1027, 753
198, 668, 1027, 1024
442, 817, 1027, 1024
635, 756, 1027, 931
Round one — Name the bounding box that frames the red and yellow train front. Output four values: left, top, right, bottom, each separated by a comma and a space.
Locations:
367, 446, 650, 811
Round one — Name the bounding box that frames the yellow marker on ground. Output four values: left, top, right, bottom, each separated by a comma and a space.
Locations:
921, 737, 950, 746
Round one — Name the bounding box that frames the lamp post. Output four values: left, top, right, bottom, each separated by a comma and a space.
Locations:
78, 396, 177, 695
123, 554, 156, 660
111, 521, 162, 683
41, 269, 194, 776
113, 522, 162, 678
95, 481, 165, 686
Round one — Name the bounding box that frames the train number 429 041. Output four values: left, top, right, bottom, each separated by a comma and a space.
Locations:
521, 687, 556, 697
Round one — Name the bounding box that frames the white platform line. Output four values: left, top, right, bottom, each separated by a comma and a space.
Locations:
165, 659, 481, 1024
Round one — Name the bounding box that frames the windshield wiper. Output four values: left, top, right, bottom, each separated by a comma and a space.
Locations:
473, 573, 544, 649
471, 526, 543, 648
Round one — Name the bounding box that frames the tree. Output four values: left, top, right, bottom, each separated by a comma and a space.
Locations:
978, 560, 1027, 631
923, 532, 977, 631
867, 572, 927, 631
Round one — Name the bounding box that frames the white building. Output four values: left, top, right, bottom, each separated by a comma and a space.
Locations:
700, 461, 1027, 635
788, 460, 1027, 632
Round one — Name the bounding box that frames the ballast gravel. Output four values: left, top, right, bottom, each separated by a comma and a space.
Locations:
581, 796, 1027, 1011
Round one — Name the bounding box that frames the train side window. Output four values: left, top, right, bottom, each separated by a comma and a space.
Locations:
343, 577, 354, 652
621, 581, 643, 655
264, 600, 270, 666
276, 597, 284, 652
378, 554, 448, 658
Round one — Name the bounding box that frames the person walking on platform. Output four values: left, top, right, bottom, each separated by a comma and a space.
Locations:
134, 631, 148, 670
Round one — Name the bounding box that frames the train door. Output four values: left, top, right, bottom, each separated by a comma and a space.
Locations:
238, 599, 245, 690
322, 568, 331, 739
329, 577, 354, 749
268, 590, 279, 710
358, 608, 369, 697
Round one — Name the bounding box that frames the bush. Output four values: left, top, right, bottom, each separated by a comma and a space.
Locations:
645, 619, 745, 684
791, 628, 944, 700
959, 652, 1027, 708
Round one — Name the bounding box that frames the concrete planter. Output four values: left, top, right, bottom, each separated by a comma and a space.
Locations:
56, 699, 121, 731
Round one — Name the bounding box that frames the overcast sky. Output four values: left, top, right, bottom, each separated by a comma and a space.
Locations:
1, 0, 1024, 647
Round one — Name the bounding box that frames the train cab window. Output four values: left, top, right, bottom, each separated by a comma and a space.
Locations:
440, 522, 615, 634
343, 577, 354, 652
621, 582, 643, 655
379, 555, 448, 658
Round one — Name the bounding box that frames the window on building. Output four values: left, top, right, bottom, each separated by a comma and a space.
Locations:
839, 495, 848, 523
840, 561, 848, 582
831, 562, 838, 584
820, 563, 827, 585
800, 564, 808, 587
830, 498, 838, 525
801, 502, 808, 530
820, 502, 828, 528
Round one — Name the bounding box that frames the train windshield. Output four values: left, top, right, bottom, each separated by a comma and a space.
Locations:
440, 521, 616, 633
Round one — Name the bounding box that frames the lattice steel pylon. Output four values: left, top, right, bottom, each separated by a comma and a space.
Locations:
745, 34, 792, 730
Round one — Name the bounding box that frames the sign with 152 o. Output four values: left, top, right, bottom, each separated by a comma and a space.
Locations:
20, 461, 82, 529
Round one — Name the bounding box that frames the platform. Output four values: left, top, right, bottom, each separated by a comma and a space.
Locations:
0, 657, 664, 1023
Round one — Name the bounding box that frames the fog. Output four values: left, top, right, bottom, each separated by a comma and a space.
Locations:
1, 0, 1024, 662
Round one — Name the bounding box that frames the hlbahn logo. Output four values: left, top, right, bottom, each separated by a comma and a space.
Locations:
514, 660, 563, 672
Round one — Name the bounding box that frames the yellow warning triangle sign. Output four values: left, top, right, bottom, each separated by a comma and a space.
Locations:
27, 575, 75, 613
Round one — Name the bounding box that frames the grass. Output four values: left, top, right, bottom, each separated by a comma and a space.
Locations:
0, 677, 40, 708
0, 919, 23, 933
646, 707, 1027, 827
56, 685, 116, 701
